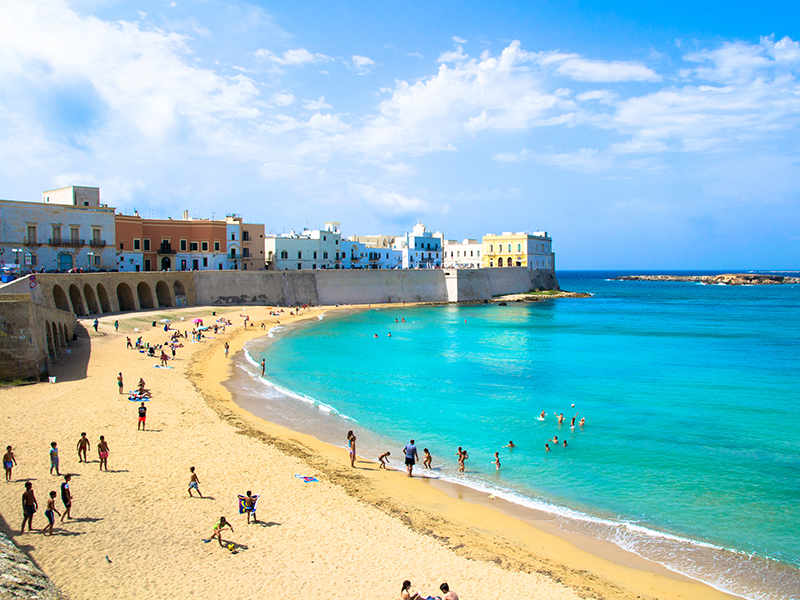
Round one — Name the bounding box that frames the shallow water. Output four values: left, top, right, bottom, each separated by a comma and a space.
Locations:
238, 272, 800, 599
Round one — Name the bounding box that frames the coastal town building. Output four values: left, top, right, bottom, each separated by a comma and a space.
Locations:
443, 238, 482, 269
0, 186, 116, 273
394, 223, 442, 269
115, 211, 228, 272
225, 215, 266, 271
481, 231, 554, 270
265, 222, 343, 270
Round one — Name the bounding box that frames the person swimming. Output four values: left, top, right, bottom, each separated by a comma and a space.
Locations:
579, 417, 586, 427
545, 443, 551, 453
503, 441, 515, 449
563, 440, 568, 448
538, 410, 546, 420
551, 435, 558, 445
558, 413, 565, 425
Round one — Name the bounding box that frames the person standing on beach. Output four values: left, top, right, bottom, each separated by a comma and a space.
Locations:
114, 320, 119, 332
20, 481, 37, 533
3, 445, 16, 482
188, 466, 202, 497
422, 448, 432, 470
43, 491, 61, 535
97, 436, 109, 471
60, 474, 72, 521
456, 447, 464, 472
224, 342, 229, 357
494, 452, 501, 471
117, 372, 124, 395
243, 491, 257, 524
76, 433, 90, 463
92, 318, 98, 332
260, 359, 266, 377
126, 336, 132, 349
49, 442, 60, 476
137, 402, 147, 431
403, 439, 418, 477
346, 431, 357, 468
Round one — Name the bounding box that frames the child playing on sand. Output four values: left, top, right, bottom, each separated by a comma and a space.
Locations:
210, 516, 233, 547
3, 445, 16, 482
188, 467, 202, 497
97, 436, 109, 471
44, 491, 61, 535
60, 475, 72, 521
422, 448, 432, 469
378, 451, 391, 469
49, 442, 60, 476
76, 433, 90, 463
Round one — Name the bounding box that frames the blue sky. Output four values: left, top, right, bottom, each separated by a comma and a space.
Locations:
1, 0, 799, 269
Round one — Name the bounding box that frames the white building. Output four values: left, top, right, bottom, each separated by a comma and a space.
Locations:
394, 223, 442, 269
265, 222, 343, 270
443, 238, 482, 269
0, 186, 116, 273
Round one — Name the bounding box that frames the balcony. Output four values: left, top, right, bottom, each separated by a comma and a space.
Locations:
49, 238, 85, 247
23, 238, 41, 246
89, 239, 107, 247
157, 245, 176, 254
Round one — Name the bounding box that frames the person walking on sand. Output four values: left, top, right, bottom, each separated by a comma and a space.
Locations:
49, 441, 60, 476
378, 451, 391, 469
422, 448, 432, 470
346, 430, 357, 468
260, 359, 266, 377
76, 433, 90, 463
92, 318, 98, 332
117, 372, 124, 395
403, 439, 418, 477
97, 436, 109, 471
188, 466, 202, 497
224, 342, 229, 357
126, 336, 132, 349
159, 350, 168, 367
20, 481, 37, 533
60, 474, 72, 521
114, 320, 119, 332
210, 516, 233, 547
43, 490, 61, 535
137, 402, 147, 431
4, 445, 16, 482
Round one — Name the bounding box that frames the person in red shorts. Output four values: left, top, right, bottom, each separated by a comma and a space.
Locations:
137, 402, 147, 431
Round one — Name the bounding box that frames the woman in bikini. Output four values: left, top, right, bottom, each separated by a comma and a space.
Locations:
346, 430, 357, 468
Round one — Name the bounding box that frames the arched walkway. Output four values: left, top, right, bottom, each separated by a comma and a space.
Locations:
58, 323, 66, 347
96, 284, 111, 313
83, 284, 99, 314
68, 284, 86, 315
137, 281, 154, 309
53, 285, 70, 312
117, 283, 136, 311
173, 280, 187, 306
155, 281, 172, 307
46, 322, 55, 357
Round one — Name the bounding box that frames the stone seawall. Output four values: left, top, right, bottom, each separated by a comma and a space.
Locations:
0, 528, 60, 599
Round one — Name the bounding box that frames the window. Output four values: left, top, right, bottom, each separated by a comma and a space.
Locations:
70, 226, 80, 243
297, 251, 302, 259
323, 235, 326, 241
280, 250, 288, 259
323, 251, 328, 259
92, 228, 102, 243
133, 238, 141, 250
297, 263, 302, 270
180, 239, 187, 251
51, 225, 61, 242
243, 231, 250, 241
230, 247, 237, 258
313, 251, 317, 259
243, 248, 250, 258
162, 238, 169, 247
94, 255, 100, 266
507, 243, 512, 252
201, 241, 208, 252
517, 243, 521, 252
143, 239, 150, 251
313, 264, 317, 269
189, 242, 198, 251
119, 242, 124, 250
489, 244, 493, 252
335, 239, 338, 245
214, 241, 220, 251
490, 260, 494, 267
202, 257, 208, 267
230, 233, 236, 241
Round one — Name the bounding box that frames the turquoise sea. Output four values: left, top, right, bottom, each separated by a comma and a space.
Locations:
237, 272, 800, 600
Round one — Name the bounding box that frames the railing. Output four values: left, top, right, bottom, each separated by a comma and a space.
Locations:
48, 238, 84, 247
89, 239, 106, 247
23, 238, 41, 246
157, 246, 176, 254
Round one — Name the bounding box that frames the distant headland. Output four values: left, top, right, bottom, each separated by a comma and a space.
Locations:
614, 273, 800, 285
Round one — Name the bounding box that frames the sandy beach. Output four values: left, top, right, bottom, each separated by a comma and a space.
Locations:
0, 303, 736, 599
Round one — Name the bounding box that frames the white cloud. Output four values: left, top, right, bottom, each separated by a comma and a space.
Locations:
493, 149, 531, 163
576, 90, 618, 103
255, 47, 331, 66
452, 36, 467, 44
271, 92, 295, 107
438, 46, 468, 63
303, 96, 332, 111
353, 183, 428, 216
407, 51, 424, 59
351, 54, 375, 74
535, 148, 614, 173
538, 51, 661, 82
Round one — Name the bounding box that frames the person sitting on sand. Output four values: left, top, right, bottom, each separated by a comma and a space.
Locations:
43, 490, 61, 535
3, 445, 16, 482
211, 516, 233, 547
243, 491, 257, 524
401, 580, 421, 600
378, 451, 391, 469
188, 466, 202, 498
440, 582, 459, 600
422, 448, 432, 470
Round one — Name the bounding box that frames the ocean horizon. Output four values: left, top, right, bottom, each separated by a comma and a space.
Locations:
230, 270, 800, 600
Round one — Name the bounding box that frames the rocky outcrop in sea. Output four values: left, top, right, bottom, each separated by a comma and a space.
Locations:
614, 273, 800, 285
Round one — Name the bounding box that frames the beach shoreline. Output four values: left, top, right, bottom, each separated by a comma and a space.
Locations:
0, 302, 737, 599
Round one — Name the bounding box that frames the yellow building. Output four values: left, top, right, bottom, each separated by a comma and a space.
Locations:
481, 231, 554, 270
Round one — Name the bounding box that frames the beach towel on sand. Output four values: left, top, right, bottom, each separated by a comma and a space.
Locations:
294, 474, 318, 483
237, 494, 259, 514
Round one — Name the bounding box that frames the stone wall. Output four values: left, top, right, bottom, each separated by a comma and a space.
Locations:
0, 529, 60, 599
445, 267, 559, 302
0, 294, 75, 380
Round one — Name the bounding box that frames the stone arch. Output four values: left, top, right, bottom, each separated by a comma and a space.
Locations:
83, 284, 99, 314
58, 323, 66, 347
53, 285, 70, 312
96, 283, 111, 313
46, 322, 55, 357
173, 280, 186, 306
137, 281, 154, 309
497, 257, 504, 267
155, 280, 172, 307
69, 284, 86, 315
161, 256, 171, 271
117, 283, 136, 311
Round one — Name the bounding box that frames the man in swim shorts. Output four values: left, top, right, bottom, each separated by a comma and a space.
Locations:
243, 490, 257, 524
3, 445, 16, 482
137, 402, 147, 431
188, 466, 203, 497
117, 372, 124, 395
20, 481, 37, 533
403, 439, 418, 478
60, 474, 72, 521
76, 432, 90, 463
97, 436, 109, 471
